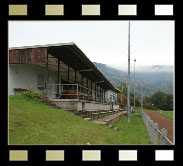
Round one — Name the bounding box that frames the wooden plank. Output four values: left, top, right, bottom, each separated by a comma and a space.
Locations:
9, 48, 47, 64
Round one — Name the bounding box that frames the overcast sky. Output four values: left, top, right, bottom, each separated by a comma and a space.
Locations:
9, 21, 174, 70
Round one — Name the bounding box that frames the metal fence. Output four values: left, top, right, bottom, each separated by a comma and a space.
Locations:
141, 111, 173, 145
47, 84, 117, 104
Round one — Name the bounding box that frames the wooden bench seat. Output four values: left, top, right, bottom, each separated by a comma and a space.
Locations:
100, 112, 107, 117
113, 110, 119, 113
92, 112, 100, 118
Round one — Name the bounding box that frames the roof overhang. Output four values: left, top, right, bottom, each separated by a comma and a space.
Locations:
9, 43, 120, 93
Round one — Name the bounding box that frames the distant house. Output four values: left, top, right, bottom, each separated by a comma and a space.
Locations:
9, 43, 120, 110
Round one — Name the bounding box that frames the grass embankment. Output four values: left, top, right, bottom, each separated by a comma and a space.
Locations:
9, 95, 151, 145
113, 113, 151, 144
143, 108, 173, 120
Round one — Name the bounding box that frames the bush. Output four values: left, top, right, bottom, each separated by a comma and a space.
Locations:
22, 86, 43, 102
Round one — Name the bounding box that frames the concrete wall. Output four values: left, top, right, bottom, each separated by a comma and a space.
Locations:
8, 64, 57, 97
113, 104, 120, 109
83, 102, 110, 110
51, 99, 120, 111
52, 100, 83, 111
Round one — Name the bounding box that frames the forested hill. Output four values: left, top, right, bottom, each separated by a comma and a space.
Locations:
93, 62, 173, 98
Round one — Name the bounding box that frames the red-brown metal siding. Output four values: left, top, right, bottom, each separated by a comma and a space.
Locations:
9, 48, 47, 64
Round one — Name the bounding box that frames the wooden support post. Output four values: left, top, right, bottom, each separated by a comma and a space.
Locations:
57, 60, 60, 97
96, 84, 98, 101
46, 53, 49, 98
81, 75, 83, 86
104, 90, 105, 103
77, 84, 78, 99
98, 86, 100, 101
75, 70, 77, 83
103, 89, 104, 102
81, 75, 83, 97
75, 70, 77, 99
87, 77, 88, 100
95, 83, 96, 101
87, 77, 88, 88
91, 81, 93, 98
67, 65, 69, 82
102, 87, 103, 102
100, 86, 102, 102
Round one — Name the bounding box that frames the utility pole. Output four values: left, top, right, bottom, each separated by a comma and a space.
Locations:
127, 22, 131, 123
134, 59, 136, 110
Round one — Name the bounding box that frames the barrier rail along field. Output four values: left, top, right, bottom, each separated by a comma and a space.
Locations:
141, 111, 173, 145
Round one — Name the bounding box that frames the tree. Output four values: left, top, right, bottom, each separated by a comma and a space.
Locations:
117, 84, 140, 107
150, 91, 173, 110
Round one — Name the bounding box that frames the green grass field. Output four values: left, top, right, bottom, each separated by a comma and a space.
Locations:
9, 95, 151, 145
113, 113, 151, 144
143, 108, 173, 120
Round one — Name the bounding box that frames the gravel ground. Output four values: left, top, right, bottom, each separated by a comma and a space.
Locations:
146, 112, 174, 143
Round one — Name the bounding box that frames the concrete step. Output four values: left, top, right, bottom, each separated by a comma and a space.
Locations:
45, 103, 57, 107
75, 112, 84, 116
43, 100, 52, 104
53, 106, 61, 109
80, 114, 87, 118
92, 112, 125, 126
84, 118, 92, 121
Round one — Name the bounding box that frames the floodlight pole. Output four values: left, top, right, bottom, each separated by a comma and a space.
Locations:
140, 67, 144, 113
127, 22, 131, 123
134, 59, 136, 110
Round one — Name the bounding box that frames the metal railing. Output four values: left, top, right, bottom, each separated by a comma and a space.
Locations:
47, 84, 117, 104
141, 111, 173, 145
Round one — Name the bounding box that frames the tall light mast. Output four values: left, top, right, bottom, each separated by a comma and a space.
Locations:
134, 59, 136, 110
127, 22, 131, 123
140, 66, 144, 113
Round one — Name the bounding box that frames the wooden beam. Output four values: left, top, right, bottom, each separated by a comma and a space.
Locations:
95, 81, 104, 84
79, 69, 93, 72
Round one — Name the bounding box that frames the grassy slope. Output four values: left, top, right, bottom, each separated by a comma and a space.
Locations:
9, 95, 151, 145
143, 108, 173, 120
113, 113, 151, 144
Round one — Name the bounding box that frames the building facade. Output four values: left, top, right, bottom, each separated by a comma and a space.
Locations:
9, 43, 120, 110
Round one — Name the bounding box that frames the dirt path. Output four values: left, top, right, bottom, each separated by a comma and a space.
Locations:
145, 112, 174, 143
